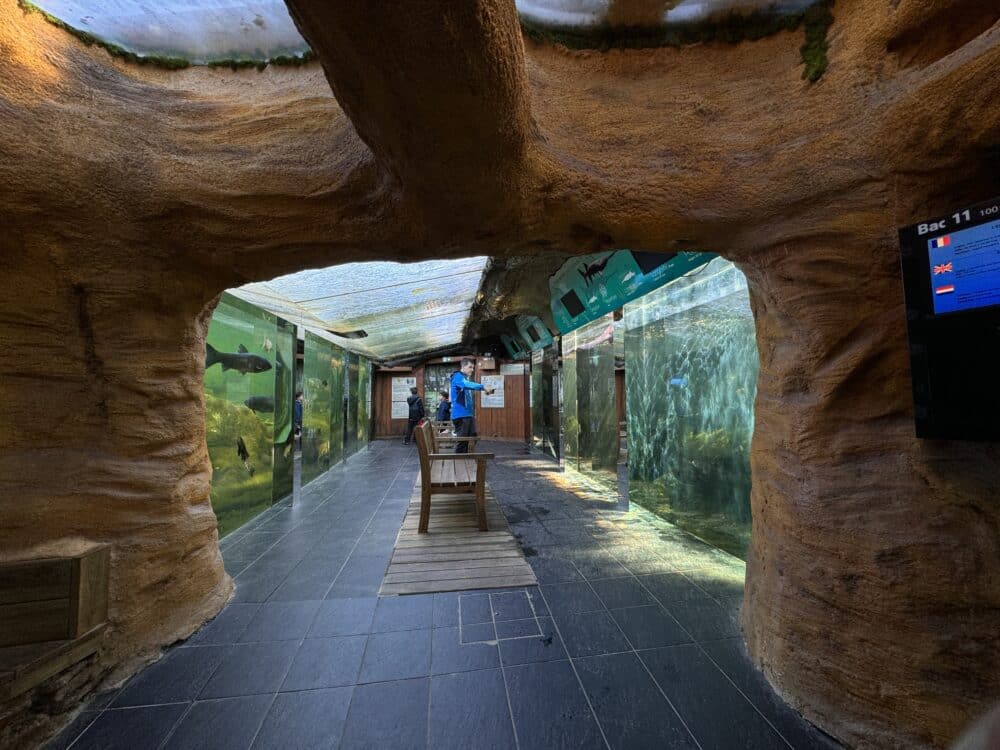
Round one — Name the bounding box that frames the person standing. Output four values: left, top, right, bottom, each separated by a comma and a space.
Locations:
449, 358, 495, 454
403, 386, 424, 445
293, 391, 304, 448
435, 390, 451, 423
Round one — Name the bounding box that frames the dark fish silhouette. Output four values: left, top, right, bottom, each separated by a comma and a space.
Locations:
236, 436, 255, 476
206, 343, 272, 375
578, 254, 611, 286
244, 396, 275, 413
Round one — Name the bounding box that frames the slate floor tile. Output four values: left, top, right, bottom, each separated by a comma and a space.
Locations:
498, 618, 566, 665
199, 641, 300, 698
539, 582, 603, 615
552, 610, 630, 658
239, 601, 321, 642
431, 627, 500, 674
664, 597, 741, 641
68, 704, 188, 750
252, 687, 353, 750
372, 595, 434, 632
527, 556, 584, 584
44, 710, 100, 750
429, 669, 516, 750
504, 660, 604, 750
495, 618, 541, 639
490, 591, 533, 621
575, 652, 696, 749
340, 678, 429, 750
609, 605, 693, 650
461, 621, 497, 643
308, 597, 377, 637
526, 587, 550, 617
639, 643, 788, 750
589, 576, 657, 610
636, 573, 710, 604
358, 629, 432, 683
161, 695, 272, 750
113, 645, 231, 707
433, 592, 460, 627
459, 593, 493, 625
700, 639, 842, 750
281, 636, 367, 691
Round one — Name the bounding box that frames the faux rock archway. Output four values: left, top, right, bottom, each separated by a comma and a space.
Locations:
1, 1, 998, 747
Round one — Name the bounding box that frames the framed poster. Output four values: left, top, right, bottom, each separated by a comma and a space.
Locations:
391, 376, 417, 420
481, 375, 505, 408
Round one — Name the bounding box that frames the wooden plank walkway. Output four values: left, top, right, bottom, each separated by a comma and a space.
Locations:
380, 481, 537, 595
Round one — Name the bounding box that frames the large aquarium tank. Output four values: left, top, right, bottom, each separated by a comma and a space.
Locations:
344, 352, 360, 458
301, 331, 346, 486
357, 359, 372, 445
271, 319, 296, 502
204, 293, 294, 536
624, 257, 759, 559
562, 315, 618, 488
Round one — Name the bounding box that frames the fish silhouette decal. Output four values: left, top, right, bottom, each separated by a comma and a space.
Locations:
578, 255, 611, 286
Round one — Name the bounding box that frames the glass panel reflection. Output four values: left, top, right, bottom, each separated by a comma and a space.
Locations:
561, 315, 617, 488
624, 258, 758, 559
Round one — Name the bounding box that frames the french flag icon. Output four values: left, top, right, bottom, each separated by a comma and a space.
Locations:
930, 235, 951, 249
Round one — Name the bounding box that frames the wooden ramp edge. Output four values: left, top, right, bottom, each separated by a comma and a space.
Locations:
380, 481, 537, 596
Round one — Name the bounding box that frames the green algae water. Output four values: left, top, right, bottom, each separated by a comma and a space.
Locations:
204, 293, 294, 536
624, 258, 758, 559
562, 314, 619, 494
301, 331, 345, 486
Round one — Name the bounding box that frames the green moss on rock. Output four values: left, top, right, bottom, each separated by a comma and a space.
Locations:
18, 1, 315, 72
520, 0, 834, 82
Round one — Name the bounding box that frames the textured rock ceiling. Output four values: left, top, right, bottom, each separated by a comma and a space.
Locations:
1, 3, 999, 749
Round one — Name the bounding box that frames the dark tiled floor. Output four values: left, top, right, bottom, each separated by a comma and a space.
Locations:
50, 441, 840, 750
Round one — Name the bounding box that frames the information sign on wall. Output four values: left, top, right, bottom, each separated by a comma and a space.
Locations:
391, 376, 417, 420
481, 375, 505, 408
500, 363, 526, 375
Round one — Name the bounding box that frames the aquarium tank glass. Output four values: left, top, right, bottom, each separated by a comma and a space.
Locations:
624, 257, 759, 559
271, 318, 296, 502
532, 345, 561, 461
562, 315, 617, 487
357, 358, 372, 445
204, 293, 285, 536
301, 331, 344, 486
344, 352, 360, 457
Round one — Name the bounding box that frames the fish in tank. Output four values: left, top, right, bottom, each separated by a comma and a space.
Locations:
206, 343, 272, 374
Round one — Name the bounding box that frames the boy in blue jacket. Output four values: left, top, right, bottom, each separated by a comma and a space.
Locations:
450, 358, 495, 454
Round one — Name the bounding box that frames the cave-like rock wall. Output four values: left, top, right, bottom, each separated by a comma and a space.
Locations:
1, 0, 999, 747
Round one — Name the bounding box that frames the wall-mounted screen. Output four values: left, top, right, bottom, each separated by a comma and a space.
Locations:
925, 218, 1000, 315
899, 196, 1000, 440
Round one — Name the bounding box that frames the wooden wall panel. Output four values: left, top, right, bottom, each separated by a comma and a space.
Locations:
373, 366, 423, 437
474, 362, 529, 442
373, 360, 529, 441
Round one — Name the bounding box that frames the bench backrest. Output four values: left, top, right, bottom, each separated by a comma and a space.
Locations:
414, 420, 433, 481
0, 546, 110, 647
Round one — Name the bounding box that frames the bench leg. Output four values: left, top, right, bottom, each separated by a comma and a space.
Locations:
475, 463, 488, 532
419, 485, 431, 533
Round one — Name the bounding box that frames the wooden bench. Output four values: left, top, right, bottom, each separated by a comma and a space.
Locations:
0, 545, 110, 701
414, 421, 493, 533
428, 419, 457, 450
